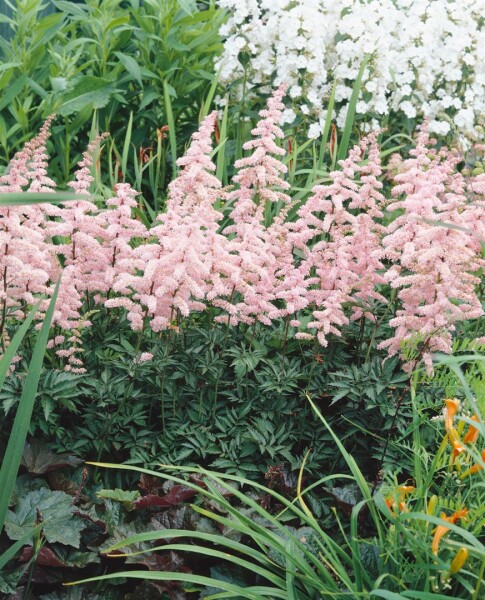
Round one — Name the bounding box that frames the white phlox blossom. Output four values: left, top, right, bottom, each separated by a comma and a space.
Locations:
216, 0, 485, 138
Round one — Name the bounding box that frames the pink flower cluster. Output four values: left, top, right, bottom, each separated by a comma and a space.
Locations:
0, 88, 483, 374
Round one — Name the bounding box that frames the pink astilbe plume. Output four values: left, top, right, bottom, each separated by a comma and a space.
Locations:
465, 172, 485, 245
0, 115, 56, 194
289, 133, 387, 346
0, 118, 60, 361
379, 125, 484, 372
214, 84, 291, 325
107, 112, 231, 331
47, 133, 109, 371
101, 183, 148, 297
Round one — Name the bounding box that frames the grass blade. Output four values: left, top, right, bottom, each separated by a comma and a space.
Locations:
0, 279, 60, 532
120, 111, 134, 182
0, 300, 41, 390
0, 192, 90, 206
200, 65, 222, 120
337, 55, 370, 162
216, 100, 229, 186
317, 79, 336, 172
0, 525, 42, 569
66, 571, 285, 599
163, 80, 178, 179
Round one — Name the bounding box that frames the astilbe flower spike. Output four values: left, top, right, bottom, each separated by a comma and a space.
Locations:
107, 112, 232, 332
0, 117, 59, 361
214, 84, 291, 325
100, 183, 148, 300
47, 133, 110, 372
379, 124, 484, 372
289, 133, 387, 346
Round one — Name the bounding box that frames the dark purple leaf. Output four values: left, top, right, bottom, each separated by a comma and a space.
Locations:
21, 439, 82, 475
19, 546, 66, 568
134, 485, 196, 509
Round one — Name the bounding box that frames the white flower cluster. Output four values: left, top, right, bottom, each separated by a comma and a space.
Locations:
216, 0, 485, 138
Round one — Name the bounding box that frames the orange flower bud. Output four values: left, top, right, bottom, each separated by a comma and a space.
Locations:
460, 449, 485, 478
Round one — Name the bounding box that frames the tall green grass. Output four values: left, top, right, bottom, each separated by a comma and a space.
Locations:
0, 279, 60, 534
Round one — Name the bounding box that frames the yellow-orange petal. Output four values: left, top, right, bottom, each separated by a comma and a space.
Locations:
432, 514, 450, 555
397, 485, 415, 500
445, 399, 460, 431
463, 415, 480, 445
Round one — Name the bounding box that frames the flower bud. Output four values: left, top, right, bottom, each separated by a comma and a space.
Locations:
450, 547, 469, 574
427, 494, 438, 515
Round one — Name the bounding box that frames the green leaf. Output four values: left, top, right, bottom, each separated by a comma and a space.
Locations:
177, 0, 197, 16
0, 74, 27, 111
97, 488, 140, 510
163, 80, 178, 179
337, 55, 370, 161
56, 77, 119, 117
21, 439, 82, 475
0, 192, 89, 206
4, 488, 86, 548
114, 52, 143, 87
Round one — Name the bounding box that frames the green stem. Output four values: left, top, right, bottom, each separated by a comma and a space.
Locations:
365, 288, 397, 363
473, 557, 485, 600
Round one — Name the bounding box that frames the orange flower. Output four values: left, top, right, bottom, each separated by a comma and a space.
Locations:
431, 508, 468, 555
397, 485, 415, 498
385, 485, 415, 515
460, 449, 485, 478
445, 399, 460, 432
448, 427, 466, 459
463, 415, 480, 444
